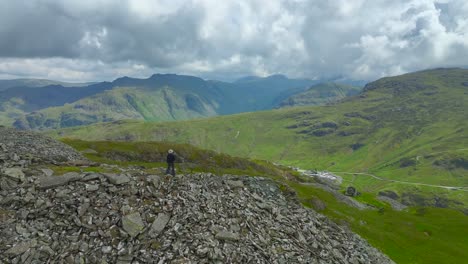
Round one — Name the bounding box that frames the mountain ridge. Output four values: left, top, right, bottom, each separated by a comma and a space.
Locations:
1, 74, 323, 129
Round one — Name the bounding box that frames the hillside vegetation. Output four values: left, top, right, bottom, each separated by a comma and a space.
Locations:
50, 68, 468, 205
13, 87, 219, 130
54, 139, 468, 264
47, 68, 468, 263
277, 82, 361, 108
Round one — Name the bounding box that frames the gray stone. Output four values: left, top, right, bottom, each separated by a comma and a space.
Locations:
82, 173, 101, 182
38, 172, 82, 189
116, 255, 133, 264
41, 168, 54, 177
102, 246, 113, 254
4, 239, 37, 256
39, 245, 55, 256
11, 153, 20, 161
15, 224, 29, 237
3, 168, 25, 182
215, 231, 240, 242
86, 184, 99, 192
149, 213, 171, 238
226, 180, 244, 188
122, 212, 145, 237
0, 142, 6, 152
104, 173, 130, 185
147, 175, 161, 188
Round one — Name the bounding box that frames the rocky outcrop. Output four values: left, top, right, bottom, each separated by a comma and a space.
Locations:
0, 127, 86, 190
0, 168, 393, 263
0, 126, 84, 163
0, 128, 393, 263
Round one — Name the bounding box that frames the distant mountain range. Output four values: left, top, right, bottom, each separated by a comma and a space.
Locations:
50, 68, 468, 208
0, 78, 93, 91
0, 73, 362, 130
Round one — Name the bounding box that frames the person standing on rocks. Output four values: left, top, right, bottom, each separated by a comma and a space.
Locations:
166, 149, 176, 176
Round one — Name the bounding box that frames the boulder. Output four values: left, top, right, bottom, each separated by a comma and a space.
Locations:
104, 173, 130, 185
122, 212, 145, 237
38, 172, 82, 189
2, 168, 25, 182
149, 213, 171, 238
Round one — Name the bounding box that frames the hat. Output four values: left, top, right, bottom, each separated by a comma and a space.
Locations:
168, 149, 174, 154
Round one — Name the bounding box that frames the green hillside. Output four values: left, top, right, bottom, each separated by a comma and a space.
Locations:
55, 138, 468, 264
14, 86, 218, 130
278, 82, 361, 108
50, 68, 468, 204
0, 73, 317, 129
48, 68, 468, 263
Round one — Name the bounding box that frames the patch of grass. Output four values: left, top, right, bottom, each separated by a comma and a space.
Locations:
61, 139, 299, 180
290, 182, 468, 264
48, 165, 121, 175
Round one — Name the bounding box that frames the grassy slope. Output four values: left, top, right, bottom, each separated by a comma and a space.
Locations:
278, 82, 361, 108
15, 86, 218, 129
58, 139, 468, 264
59, 139, 298, 189
50, 69, 468, 192
49, 69, 468, 263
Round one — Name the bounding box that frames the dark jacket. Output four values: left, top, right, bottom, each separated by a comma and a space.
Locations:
167, 153, 176, 163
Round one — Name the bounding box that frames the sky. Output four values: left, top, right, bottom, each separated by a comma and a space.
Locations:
0, 0, 467, 82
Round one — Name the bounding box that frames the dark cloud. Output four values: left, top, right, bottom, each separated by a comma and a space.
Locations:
0, 0, 467, 82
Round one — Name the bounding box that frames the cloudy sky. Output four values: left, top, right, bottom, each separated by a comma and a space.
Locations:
0, 0, 467, 82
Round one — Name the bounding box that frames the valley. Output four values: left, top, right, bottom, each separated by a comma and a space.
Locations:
1, 68, 467, 263
40, 68, 468, 263
2, 2, 468, 263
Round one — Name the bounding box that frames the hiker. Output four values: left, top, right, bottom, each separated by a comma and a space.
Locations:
166, 149, 176, 176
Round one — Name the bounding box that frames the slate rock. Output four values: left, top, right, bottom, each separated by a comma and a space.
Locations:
4, 239, 37, 256
38, 172, 82, 189
104, 173, 130, 185
122, 212, 145, 237
149, 213, 171, 238
2, 168, 25, 182
215, 231, 240, 241
40, 168, 54, 177
85, 184, 99, 192
226, 180, 244, 188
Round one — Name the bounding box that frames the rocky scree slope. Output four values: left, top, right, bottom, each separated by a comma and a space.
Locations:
0, 126, 84, 163
0, 130, 393, 263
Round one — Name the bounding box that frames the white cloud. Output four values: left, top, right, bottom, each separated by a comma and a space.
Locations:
0, 0, 467, 82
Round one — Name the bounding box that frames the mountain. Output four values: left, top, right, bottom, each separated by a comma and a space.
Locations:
227, 74, 320, 111
277, 82, 362, 108
50, 68, 468, 204
1, 74, 318, 129
13, 86, 219, 130
0, 78, 93, 91
47, 68, 468, 263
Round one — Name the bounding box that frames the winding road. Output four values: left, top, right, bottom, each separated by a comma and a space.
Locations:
328, 171, 468, 192
297, 147, 468, 191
